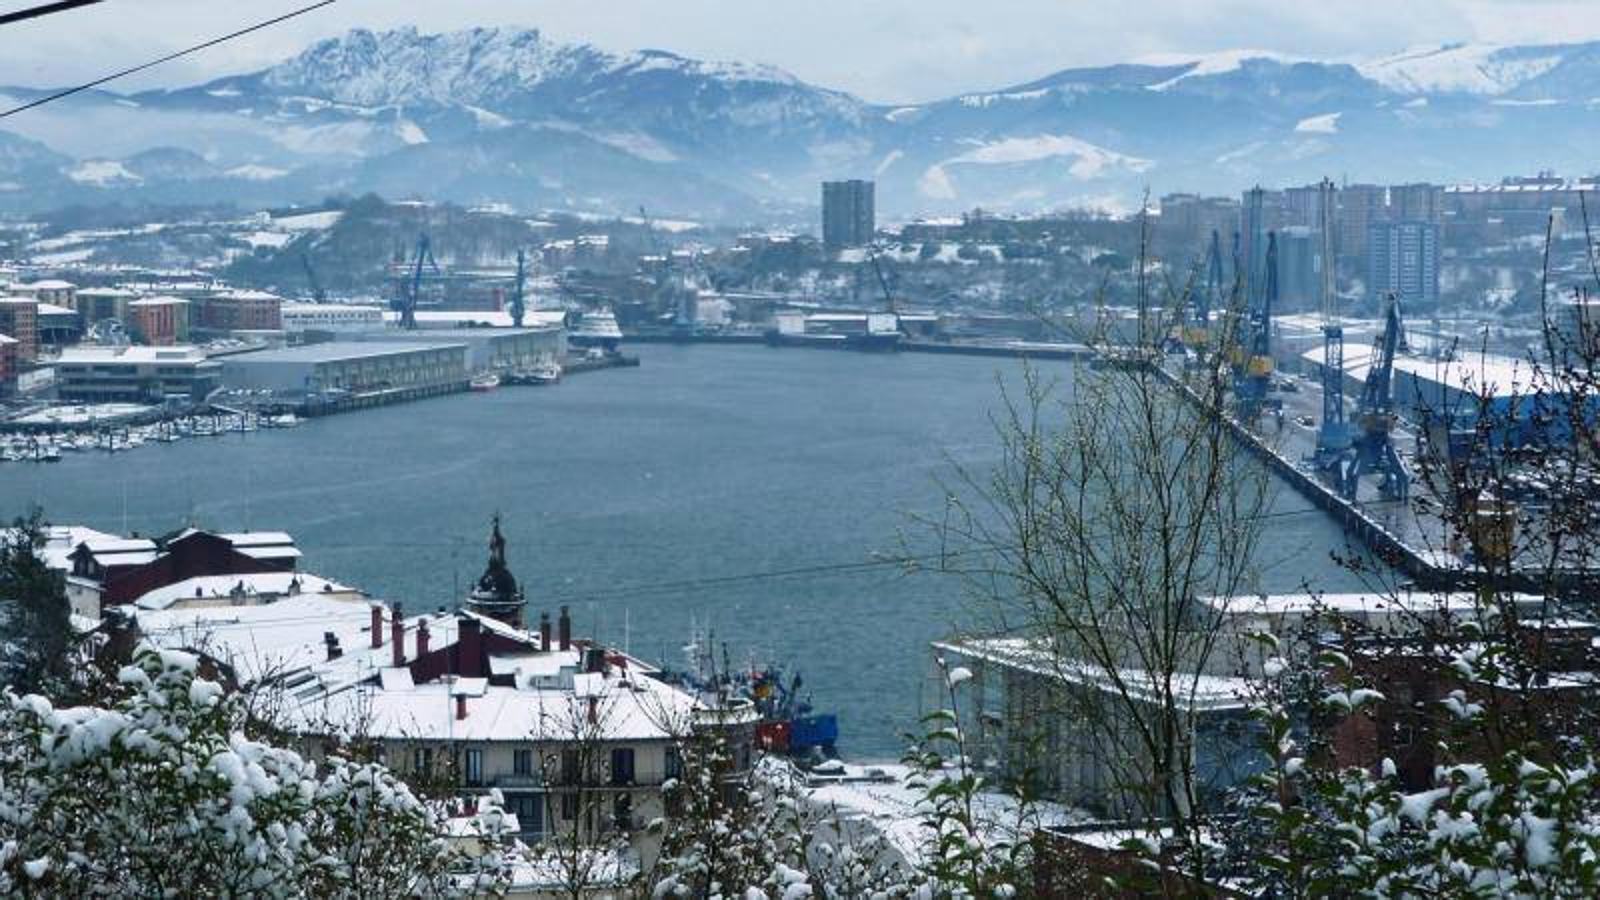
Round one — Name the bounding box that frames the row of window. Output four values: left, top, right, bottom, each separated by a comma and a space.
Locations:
405, 745, 677, 787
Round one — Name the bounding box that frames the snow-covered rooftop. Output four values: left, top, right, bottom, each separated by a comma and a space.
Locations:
133, 571, 358, 610
935, 637, 1252, 711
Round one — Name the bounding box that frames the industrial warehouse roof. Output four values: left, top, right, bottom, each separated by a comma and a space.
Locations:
933, 637, 1252, 712
379, 309, 566, 329
56, 345, 210, 363
1302, 345, 1576, 398
224, 341, 468, 363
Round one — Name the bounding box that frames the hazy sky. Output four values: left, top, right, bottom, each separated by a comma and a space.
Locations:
3, 0, 1597, 103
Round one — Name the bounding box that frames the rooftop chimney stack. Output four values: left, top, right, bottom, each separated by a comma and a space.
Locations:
540, 611, 552, 652
391, 603, 406, 667
416, 618, 430, 659
456, 694, 468, 720
324, 631, 341, 661
586, 695, 598, 724
370, 603, 383, 649
558, 605, 571, 651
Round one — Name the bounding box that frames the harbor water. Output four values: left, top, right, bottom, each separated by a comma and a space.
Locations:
0, 345, 1371, 758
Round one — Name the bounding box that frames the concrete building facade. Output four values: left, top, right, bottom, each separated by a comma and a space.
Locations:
54, 345, 221, 403
822, 179, 875, 249
128, 296, 189, 346
221, 342, 468, 395
200, 291, 283, 332
0, 297, 39, 362
1367, 221, 1440, 304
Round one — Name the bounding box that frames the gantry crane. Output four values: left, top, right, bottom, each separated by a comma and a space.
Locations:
1342, 294, 1412, 500
1234, 231, 1279, 423
393, 233, 440, 330
1313, 178, 1354, 471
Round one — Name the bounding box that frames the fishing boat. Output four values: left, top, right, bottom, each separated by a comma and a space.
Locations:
470, 373, 502, 392
659, 623, 840, 762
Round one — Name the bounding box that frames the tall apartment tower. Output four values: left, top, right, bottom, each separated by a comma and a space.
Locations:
822, 180, 875, 249
1367, 221, 1439, 304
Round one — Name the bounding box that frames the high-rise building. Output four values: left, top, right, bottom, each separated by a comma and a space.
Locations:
1337, 184, 1388, 264
1367, 221, 1439, 304
822, 180, 875, 249
1390, 183, 1442, 225
1275, 226, 1324, 309
1240, 187, 1280, 304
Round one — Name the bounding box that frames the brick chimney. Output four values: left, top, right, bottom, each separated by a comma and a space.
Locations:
459, 616, 484, 678
391, 603, 406, 668
558, 605, 571, 651
456, 694, 468, 720
370, 603, 383, 649
416, 618, 430, 659
539, 611, 551, 652
324, 631, 342, 661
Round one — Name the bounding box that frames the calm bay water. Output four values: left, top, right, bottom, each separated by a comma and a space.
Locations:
1, 345, 1369, 757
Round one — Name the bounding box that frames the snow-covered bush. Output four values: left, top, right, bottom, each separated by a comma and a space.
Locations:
0, 645, 494, 897
1206, 632, 1600, 899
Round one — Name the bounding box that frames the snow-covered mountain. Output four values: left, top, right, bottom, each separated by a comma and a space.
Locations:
0, 28, 1597, 220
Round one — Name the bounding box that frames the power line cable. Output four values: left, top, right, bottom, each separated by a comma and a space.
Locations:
0, 0, 336, 120
0, 0, 106, 27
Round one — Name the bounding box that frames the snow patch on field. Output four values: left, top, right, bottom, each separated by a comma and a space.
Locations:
1295, 112, 1342, 134
273, 210, 343, 231
1358, 44, 1562, 95
66, 159, 142, 186
1142, 49, 1295, 90
226, 164, 288, 181
395, 119, 429, 145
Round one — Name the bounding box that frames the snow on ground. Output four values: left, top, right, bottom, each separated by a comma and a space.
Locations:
30, 248, 94, 265
771, 759, 1084, 868
272, 210, 343, 231
395, 119, 429, 145
65, 160, 142, 186
226, 164, 289, 181
884, 106, 921, 122
462, 104, 512, 129
1295, 112, 1342, 134
919, 134, 1150, 199
1357, 44, 1562, 95
240, 231, 295, 249
1142, 49, 1295, 90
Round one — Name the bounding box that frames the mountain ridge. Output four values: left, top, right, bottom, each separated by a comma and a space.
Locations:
0, 27, 1596, 221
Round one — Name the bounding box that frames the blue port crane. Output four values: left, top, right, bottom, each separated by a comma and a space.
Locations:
1313, 178, 1354, 471
1341, 293, 1412, 500
509, 249, 527, 328
1234, 231, 1279, 422
393, 233, 440, 330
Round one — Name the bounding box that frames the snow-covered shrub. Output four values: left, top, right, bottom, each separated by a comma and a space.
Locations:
0, 645, 492, 898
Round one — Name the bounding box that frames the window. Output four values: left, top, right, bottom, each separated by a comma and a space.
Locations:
465, 748, 483, 786
509, 794, 543, 837
513, 749, 533, 777
413, 747, 433, 775
665, 746, 683, 780
610, 748, 635, 786
561, 749, 580, 785
613, 793, 633, 832
560, 792, 579, 821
